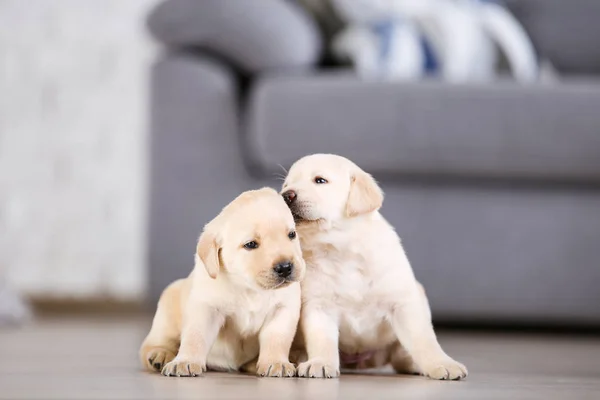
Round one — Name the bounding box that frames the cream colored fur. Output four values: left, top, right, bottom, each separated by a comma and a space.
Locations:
282, 154, 467, 380
140, 188, 305, 377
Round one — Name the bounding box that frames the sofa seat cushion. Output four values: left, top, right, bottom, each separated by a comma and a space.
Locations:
246, 73, 600, 183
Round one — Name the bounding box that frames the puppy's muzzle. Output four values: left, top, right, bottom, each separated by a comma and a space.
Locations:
282, 190, 296, 206
282, 190, 304, 221
273, 261, 294, 279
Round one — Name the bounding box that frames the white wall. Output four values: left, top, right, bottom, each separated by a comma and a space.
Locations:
0, 0, 159, 300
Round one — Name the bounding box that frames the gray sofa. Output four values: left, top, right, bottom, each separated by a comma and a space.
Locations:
146, 0, 600, 327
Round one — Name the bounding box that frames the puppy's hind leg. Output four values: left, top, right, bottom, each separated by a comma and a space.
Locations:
390, 284, 467, 380
389, 341, 421, 376
139, 279, 186, 372
239, 357, 259, 375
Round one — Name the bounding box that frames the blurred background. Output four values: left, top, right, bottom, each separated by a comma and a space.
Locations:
0, 0, 159, 315
1, 0, 600, 398
3, 0, 598, 328
1, 0, 600, 383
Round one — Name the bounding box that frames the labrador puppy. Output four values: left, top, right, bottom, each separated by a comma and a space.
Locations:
140, 188, 305, 377
281, 154, 467, 380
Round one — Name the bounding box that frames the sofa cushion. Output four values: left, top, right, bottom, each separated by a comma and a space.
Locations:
506, 0, 600, 74
246, 73, 600, 183
147, 0, 322, 73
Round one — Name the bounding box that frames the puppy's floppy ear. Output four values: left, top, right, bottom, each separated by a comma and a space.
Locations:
346, 169, 384, 217
196, 225, 222, 279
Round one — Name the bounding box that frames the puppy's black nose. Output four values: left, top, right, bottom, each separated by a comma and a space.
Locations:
282, 190, 296, 205
274, 261, 293, 278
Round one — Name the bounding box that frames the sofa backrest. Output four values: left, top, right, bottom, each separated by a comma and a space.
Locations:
506, 0, 600, 74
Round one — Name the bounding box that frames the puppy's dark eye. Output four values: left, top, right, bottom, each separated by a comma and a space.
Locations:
288, 230, 296, 240
243, 241, 259, 250
314, 177, 328, 184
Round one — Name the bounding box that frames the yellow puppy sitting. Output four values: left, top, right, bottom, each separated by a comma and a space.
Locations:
282, 154, 467, 380
140, 188, 305, 377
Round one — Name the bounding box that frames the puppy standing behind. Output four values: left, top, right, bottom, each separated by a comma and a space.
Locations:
282, 154, 467, 380
140, 188, 305, 377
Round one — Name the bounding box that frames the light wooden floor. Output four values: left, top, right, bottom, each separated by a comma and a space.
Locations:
1, 316, 600, 400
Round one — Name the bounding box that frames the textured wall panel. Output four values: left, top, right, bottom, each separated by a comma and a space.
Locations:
0, 0, 159, 299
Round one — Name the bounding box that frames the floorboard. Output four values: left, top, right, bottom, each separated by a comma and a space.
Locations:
1, 317, 599, 399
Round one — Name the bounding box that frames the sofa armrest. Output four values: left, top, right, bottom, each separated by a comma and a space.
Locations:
148, 53, 255, 303
147, 0, 323, 74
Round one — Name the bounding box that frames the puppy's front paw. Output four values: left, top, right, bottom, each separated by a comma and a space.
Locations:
145, 347, 175, 372
297, 359, 340, 378
256, 361, 296, 378
421, 357, 468, 380
161, 359, 206, 377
